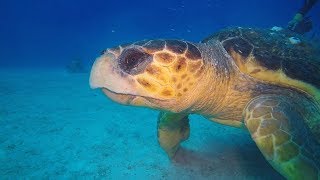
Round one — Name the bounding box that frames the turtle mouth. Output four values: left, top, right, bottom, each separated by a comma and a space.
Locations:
101, 88, 162, 108
101, 88, 136, 104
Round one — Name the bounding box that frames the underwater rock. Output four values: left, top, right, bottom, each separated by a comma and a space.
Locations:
288, 37, 301, 44
66, 59, 87, 73
270, 26, 283, 32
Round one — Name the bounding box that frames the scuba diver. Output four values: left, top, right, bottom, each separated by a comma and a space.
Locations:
287, 0, 318, 34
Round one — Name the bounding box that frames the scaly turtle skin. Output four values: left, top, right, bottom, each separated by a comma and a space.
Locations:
89, 27, 320, 179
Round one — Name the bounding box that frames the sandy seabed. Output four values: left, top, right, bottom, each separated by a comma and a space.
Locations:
0, 68, 283, 179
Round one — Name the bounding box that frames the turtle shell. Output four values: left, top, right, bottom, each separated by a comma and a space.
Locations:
202, 27, 320, 102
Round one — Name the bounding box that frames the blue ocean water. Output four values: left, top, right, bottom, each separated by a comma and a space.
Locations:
0, 0, 319, 68
0, 0, 320, 179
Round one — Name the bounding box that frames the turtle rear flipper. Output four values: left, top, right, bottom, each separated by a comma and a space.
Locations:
244, 95, 320, 179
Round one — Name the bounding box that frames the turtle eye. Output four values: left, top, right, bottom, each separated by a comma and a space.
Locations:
118, 48, 152, 75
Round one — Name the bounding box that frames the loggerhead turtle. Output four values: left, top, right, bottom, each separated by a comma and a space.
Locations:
89, 27, 320, 179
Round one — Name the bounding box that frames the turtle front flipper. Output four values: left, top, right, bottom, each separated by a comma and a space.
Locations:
244, 95, 320, 180
157, 111, 190, 159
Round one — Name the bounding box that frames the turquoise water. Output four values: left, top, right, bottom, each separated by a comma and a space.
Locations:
1, 0, 319, 179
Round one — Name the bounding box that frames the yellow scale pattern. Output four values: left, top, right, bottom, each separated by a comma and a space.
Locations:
134, 48, 204, 99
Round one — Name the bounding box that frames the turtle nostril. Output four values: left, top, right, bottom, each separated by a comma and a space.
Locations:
118, 48, 152, 75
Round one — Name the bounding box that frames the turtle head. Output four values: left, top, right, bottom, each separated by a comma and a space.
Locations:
90, 39, 207, 112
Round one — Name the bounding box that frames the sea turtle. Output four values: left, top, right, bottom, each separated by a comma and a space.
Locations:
89, 27, 320, 179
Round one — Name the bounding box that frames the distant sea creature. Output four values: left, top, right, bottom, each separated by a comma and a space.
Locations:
66, 59, 87, 73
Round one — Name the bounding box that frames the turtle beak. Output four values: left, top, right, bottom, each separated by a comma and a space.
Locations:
89, 52, 157, 107
89, 52, 139, 96
89, 53, 113, 89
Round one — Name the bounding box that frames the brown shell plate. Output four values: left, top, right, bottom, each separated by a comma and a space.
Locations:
202, 27, 320, 89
